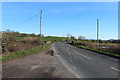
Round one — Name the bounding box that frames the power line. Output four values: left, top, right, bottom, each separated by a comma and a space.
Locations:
4, 12, 40, 30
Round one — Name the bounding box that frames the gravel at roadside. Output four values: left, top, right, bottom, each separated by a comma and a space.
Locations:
2, 50, 76, 78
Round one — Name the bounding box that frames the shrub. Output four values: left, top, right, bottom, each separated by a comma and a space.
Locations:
2, 35, 43, 54
74, 41, 120, 55
2, 33, 15, 43
21, 37, 42, 45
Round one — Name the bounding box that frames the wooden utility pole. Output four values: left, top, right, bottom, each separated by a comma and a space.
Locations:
97, 19, 99, 47
40, 10, 42, 38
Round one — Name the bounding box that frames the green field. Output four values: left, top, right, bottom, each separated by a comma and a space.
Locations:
15, 37, 25, 40
42, 36, 66, 42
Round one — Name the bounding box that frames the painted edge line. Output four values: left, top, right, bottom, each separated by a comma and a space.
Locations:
110, 67, 120, 72
74, 51, 91, 60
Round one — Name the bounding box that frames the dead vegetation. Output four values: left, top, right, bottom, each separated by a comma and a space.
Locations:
2, 33, 43, 54
74, 41, 120, 55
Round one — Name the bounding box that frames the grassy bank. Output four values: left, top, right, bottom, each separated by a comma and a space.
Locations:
1, 43, 51, 61
70, 43, 120, 59
1, 31, 67, 61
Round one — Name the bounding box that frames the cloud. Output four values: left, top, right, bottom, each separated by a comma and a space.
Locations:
48, 7, 86, 14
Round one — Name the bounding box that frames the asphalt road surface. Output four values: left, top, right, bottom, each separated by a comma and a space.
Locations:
2, 52, 76, 78
52, 42, 119, 78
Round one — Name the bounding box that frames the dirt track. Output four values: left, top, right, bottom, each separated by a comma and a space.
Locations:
2, 51, 75, 78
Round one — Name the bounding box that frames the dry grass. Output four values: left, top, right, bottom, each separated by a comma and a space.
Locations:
74, 41, 120, 55
2, 34, 43, 54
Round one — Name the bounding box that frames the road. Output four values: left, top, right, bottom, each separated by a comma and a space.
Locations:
2, 51, 76, 78
52, 42, 119, 78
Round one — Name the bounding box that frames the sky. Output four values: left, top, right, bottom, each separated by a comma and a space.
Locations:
2, 0, 119, 2
2, 2, 118, 40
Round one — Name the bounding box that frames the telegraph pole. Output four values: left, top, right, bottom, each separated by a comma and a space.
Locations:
40, 10, 42, 38
97, 19, 99, 47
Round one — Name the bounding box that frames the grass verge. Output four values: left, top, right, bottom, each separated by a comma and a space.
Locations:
70, 44, 120, 59
1, 43, 51, 61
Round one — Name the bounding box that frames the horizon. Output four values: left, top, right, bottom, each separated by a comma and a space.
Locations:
2, 30, 118, 40
2, 2, 118, 40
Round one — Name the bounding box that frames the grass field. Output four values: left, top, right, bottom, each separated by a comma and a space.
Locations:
15, 37, 25, 40
42, 36, 66, 42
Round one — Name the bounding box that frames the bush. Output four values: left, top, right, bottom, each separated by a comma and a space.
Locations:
2, 35, 44, 54
2, 33, 15, 43
21, 37, 42, 45
74, 41, 120, 55
2, 33, 16, 53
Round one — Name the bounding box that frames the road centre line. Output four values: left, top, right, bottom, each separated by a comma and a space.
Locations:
70, 58, 72, 62
56, 53, 80, 78
73, 66, 76, 70
110, 67, 120, 72
66, 49, 73, 62
74, 51, 91, 60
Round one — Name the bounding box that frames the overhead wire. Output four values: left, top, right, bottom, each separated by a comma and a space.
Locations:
3, 12, 40, 30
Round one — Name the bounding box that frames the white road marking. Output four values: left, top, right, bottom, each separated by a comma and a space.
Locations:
76, 75, 80, 78
56, 54, 81, 78
110, 67, 120, 72
67, 50, 71, 57
52, 43, 80, 77
74, 51, 91, 60
66, 50, 74, 63
73, 66, 76, 70
31, 65, 39, 69
82, 55, 91, 60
